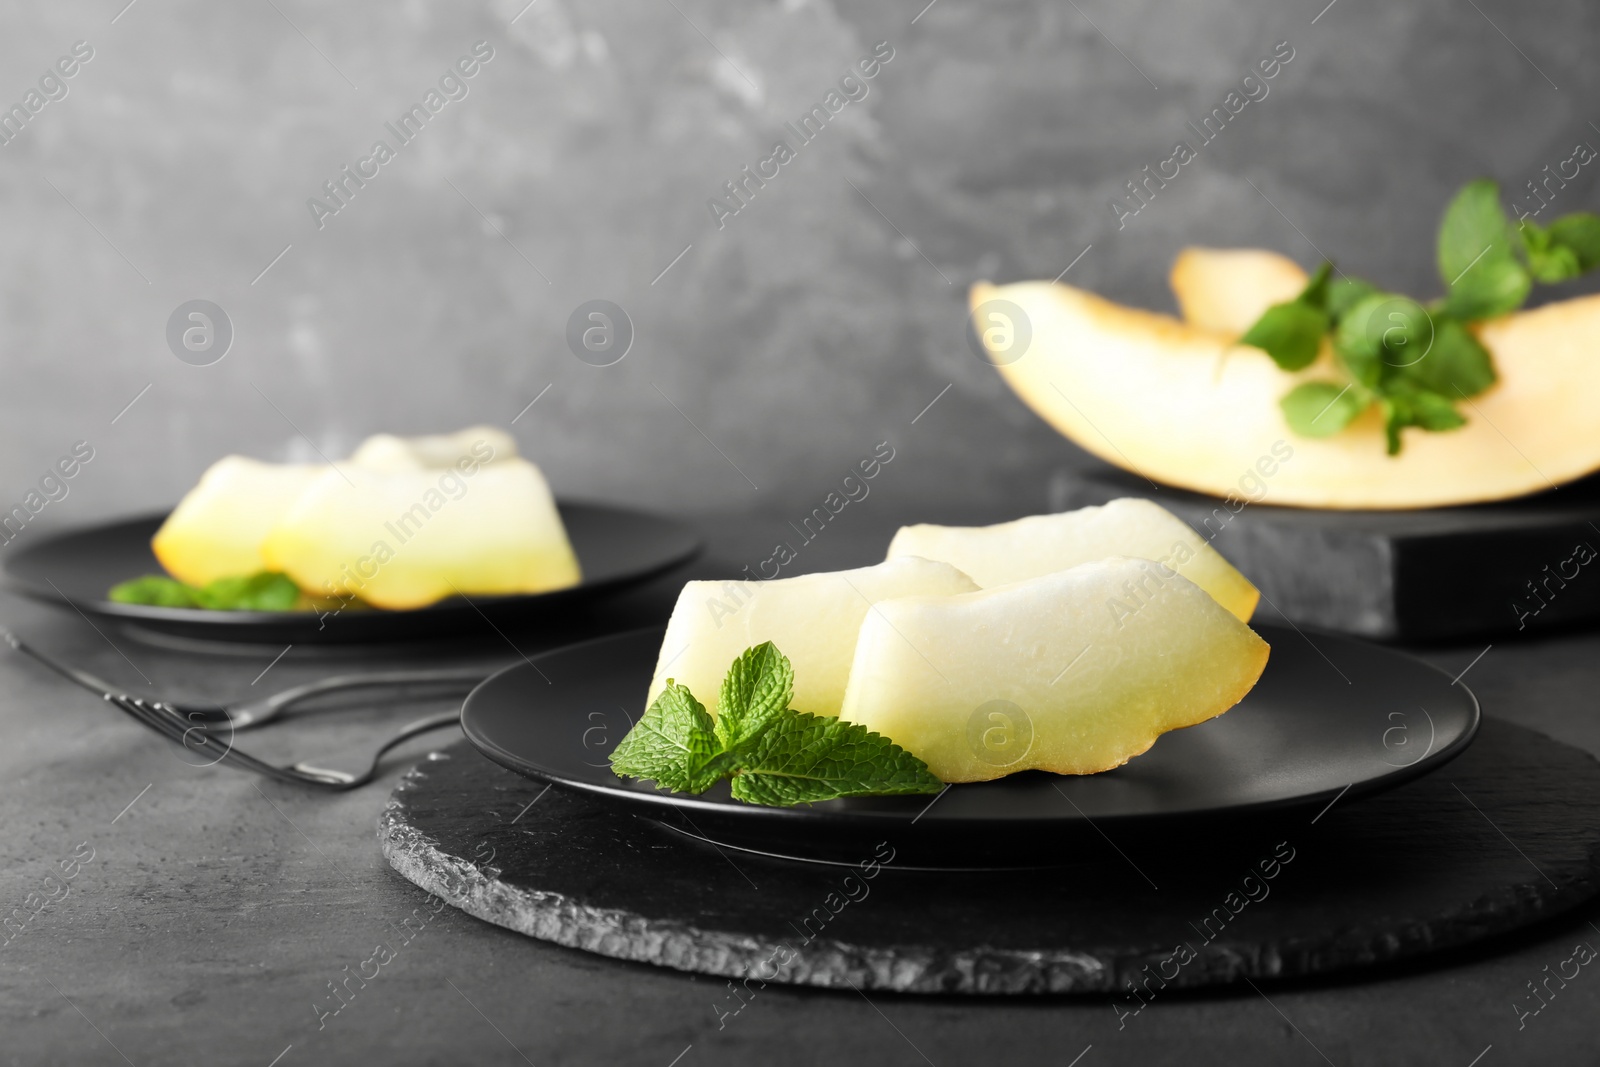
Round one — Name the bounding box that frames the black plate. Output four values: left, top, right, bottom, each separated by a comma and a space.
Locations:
2, 504, 700, 645
461, 625, 1481, 866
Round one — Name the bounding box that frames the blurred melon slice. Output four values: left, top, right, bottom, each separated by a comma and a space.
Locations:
646, 557, 980, 720
1171, 247, 1308, 336
349, 426, 517, 472
152, 457, 323, 586
261, 452, 579, 610
887, 497, 1258, 621
838, 558, 1270, 782
974, 276, 1600, 508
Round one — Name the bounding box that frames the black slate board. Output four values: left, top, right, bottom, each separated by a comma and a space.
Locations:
379, 719, 1600, 995
1056, 467, 1600, 640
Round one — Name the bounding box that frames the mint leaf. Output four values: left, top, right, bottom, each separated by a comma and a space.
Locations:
108, 571, 301, 611
610, 682, 731, 793
194, 572, 301, 611
1437, 180, 1530, 319
1400, 317, 1496, 398
1298, 261, 1334, 309
614, 643, 947, 806
1327, 277, 1378, 323
1406, 389, 1467, 431
1445, 255, 1531, 320
714, 641, 792, 750
1438, 179, 1515, 283
728, 712, 942, 806
1528, 243, 1582, 284
1379, 387, 1466, 455
109, 575, 201, 608
1280, 381, 1369, 437
1333, 293, 1421, 389
1547, 212, 1600, 272
1240, 299, 1328, 371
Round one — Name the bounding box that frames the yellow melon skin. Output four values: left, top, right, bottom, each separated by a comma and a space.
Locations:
976, 277, 1600, 509
646, 558, 980, 721
261, 459, 580, 610
886, 497, 1258, 622
152, 457, 323, 586
1171, 247, 1309, 336
838, 558, 1270, 783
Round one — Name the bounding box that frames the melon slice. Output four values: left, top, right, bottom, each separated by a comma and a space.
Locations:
974, 276, 1600, 508
1171, 247, 1308, 336
349, 426, 518, 472
886, 497, 1258, 621
646, 557, 980, 720
838, 558, 1270, 782
261, 455, 580, 610
151, 457, 324, 586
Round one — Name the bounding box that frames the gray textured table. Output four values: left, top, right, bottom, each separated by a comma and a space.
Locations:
2, 511, 1598, 1067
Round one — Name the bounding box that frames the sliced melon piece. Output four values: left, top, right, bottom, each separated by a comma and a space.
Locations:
349, 426, 518, 472
1171, 247, 1308, 336
261, 457, 580, 610
151, 457, 324, 586
887, 498, 1258, 621
646, 557, 980, 720
838, 558, 1270, 782
975, 277, 1600, 509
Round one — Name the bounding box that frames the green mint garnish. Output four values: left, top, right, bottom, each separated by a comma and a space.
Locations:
1238, 262, 1331, 371
713, 641, 793, 750
1241, 179, 1600, 454
726, 710, 944, 806
610, 642, 943, 807
109, 571, 302, 611
609, 682, 732, 794
1279, 381, 1368, 438
1438, 179, 1529, 320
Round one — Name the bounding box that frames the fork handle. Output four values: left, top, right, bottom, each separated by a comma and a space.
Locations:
291, 710, 461, 785
247, 668, 489, 717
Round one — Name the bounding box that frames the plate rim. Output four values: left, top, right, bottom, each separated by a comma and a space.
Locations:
460, 623, 1483, 829
1, 501, 702, 626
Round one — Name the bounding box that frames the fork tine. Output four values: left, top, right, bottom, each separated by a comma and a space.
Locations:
10, 631, 135, 703
109, 695, 307, 786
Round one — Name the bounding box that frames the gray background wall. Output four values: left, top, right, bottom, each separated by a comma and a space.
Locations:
2, 0, 1596, 537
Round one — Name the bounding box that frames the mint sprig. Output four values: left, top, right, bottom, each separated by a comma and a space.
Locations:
109, 571, 302, 611
610, 642, 943, 807
609, 682, 733, 793
1238, 262, 1331, 371
1242, 179, 1600, 454
714, 642, 792, 750
727, 710, 946, 806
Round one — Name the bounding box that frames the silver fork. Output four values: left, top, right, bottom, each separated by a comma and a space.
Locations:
104, 693, 459, 790
5, 631, 489, 729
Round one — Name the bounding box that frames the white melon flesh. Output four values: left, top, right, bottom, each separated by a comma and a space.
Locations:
886, 498, 1258, 622
261, 457, 579, 609
975, 276, 1600, 509
152, 457, 323, 586
838, 558, 1270, 782
1170, 247, 1309, 336
646, 557, 980, 720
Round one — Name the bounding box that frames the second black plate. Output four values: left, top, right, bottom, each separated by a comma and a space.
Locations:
3, 503, 700, 645
461, 625, 1480, 866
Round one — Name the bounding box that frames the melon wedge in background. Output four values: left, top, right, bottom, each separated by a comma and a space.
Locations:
886, 497, 1258, 622
152, 457, 323, 586
349, 426, 517, 472
646, 557, 980, 720
838, 558, 1271, 782
973, 274, 1600, 509
262, 453, 580, 610
1170, 247, 1308, 336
